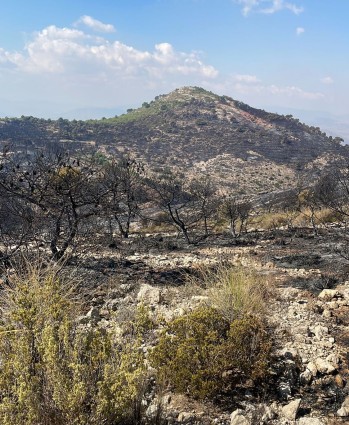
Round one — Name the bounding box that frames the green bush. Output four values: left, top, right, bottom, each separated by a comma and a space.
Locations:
0, 263, 146, 425
151, 266, 273, 399
150, 306, 271, 399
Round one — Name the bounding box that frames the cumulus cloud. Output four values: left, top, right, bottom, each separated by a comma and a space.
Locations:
320, 76, 334, 85
75, 15, 116, 33
0, 16, 328, 118
0, 23, 218, 80
296, 27, 305, 36
0, 48, 15, 65
237, 0, 303, 16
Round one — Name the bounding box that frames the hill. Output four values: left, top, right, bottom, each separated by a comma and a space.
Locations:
0, 86, 348, 194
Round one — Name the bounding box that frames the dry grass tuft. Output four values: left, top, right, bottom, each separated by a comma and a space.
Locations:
190, 263, 273, 322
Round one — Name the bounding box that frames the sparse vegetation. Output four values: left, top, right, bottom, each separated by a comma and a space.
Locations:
200, 265, 272, 321
150, 306, 271, 399
0, 261, 146, 425
150, 265, 272, 399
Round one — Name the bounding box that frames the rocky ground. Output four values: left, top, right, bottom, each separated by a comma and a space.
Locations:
70, 227, 349, 424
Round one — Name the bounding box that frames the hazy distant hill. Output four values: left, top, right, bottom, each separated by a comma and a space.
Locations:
274, 106, 349, 144
1, 86, 348, 194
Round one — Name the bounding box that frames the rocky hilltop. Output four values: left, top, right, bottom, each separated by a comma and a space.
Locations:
0, 86, 348, 193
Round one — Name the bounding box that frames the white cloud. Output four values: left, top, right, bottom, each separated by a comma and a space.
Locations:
261, 0, 303, 14
234, 74, 260, 83
267, 84, 324, 100
0, 23, 218, 80
75, 15, 116, 33
237, 0, 303, 16
296, 27, 305, 36
320, 76, 334, 85
206, 75, 324, 102
0, 16, 330, 118
237, 82, 323, 100
237, 0, 259, 16
10, 26, 92, 73
0, 48, 17, 65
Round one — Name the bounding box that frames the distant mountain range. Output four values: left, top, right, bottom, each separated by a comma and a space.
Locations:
1, 86, 348, 194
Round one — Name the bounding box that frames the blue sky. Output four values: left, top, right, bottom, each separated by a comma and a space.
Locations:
0, 0, 348, 132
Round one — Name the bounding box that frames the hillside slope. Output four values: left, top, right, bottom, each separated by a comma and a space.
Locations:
1, 86, 347, 193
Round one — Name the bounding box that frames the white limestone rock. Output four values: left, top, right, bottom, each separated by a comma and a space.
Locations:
137, 283, 161, 305
281, 398, 301, 421
230, 409, 250, 425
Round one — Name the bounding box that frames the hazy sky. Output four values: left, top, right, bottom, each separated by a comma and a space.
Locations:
0, 0, 347, 120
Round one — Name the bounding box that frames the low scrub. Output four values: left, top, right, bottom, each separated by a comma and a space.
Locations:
311, 207, 344, 225
257, 207, 344, 232
151, 265, 272, 399
150, 306, 271, 399
255, 211, 297, 230
0, 262, 146, 425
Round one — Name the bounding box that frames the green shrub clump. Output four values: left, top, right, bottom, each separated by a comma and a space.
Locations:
150, 305, 271, 399
0, 264, 146, 425
151, 265, 272, 399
